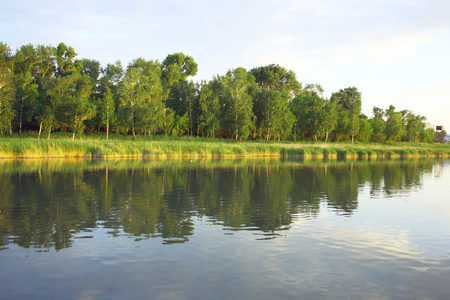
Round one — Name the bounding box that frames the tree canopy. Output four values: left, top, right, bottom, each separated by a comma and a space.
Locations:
0, 41, 438, 144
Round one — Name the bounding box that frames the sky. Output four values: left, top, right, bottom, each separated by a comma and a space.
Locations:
2, 0, 449, 130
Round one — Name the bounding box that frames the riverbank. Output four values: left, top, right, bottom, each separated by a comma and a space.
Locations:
1, 134, 449, 159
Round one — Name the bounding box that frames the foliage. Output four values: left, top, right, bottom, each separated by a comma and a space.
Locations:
0, 41, 442, 145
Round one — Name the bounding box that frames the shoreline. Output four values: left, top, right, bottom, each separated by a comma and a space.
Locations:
1, 138, 449, 159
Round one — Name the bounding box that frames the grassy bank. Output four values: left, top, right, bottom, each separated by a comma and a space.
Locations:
1, 133, 449, 159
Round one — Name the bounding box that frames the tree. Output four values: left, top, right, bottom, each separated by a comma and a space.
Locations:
198, 81, 220, 138
78, 59, 101, 83
0, 43, 15, 134
258, 89, 294, 141
13, 71, 38, 133
161, 53, 198, 86
66, 74, 96, 140
99, 87, 115, 140
165, 80, 198, 136
370, 106, 386, 143
55, 43, 78, 77
220, 68, 256, 141
40, 75, 75, 139
118, 65, 164, 140
0, 69, 15, 135
322, 100, 338, 143
405, 113, 426, 142
14, 44, 40, 81
290, 85, 331, 142
385, 105, 405, 143
35, 44, 56, 80
420, 128, 435, 143
356, 115, 373, 142
436, 130, 447, 143
249, 64, 302, 99
330, 87, 361, 143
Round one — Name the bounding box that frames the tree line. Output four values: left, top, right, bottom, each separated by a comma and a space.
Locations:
0, 41, 442, 142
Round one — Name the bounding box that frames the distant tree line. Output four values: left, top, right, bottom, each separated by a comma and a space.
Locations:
0, 41, 443, 142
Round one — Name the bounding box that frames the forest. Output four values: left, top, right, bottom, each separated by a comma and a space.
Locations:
0, 41, 445, 143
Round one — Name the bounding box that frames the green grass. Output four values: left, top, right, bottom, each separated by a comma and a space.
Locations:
1, 133, 449, 159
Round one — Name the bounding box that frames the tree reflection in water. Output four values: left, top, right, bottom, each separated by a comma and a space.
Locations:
0, 158, 434, 250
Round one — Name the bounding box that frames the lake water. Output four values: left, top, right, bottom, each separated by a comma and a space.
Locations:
1, 158, 449, 299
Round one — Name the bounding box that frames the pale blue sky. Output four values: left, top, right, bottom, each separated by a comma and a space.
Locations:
2, 0, 449, 129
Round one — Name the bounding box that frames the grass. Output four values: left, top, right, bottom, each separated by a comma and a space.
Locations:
1, 132, 449, 159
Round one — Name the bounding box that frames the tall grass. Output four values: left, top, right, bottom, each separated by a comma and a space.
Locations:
1, 134, 449, 159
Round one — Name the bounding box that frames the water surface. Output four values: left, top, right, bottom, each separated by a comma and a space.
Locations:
1, 158, 449, 299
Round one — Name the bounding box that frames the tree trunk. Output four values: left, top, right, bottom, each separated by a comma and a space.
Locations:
106, 119, 109, 140
325, 131, 328, 143
132, 125, 136, 141
38, 122, 43, 140
47, 121, 52, 140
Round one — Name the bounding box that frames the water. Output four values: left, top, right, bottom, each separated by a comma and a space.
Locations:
1, 158, 449, 299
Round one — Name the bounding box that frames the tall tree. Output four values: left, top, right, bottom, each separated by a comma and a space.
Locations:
221, 68, 256, 141
249, 64, 302, 99
405, 112, 426, 142
99, 87, 115, 140
370, 106, 386, 142
78, 59, 101, 83
258, 89, 294, 141
330, 87, 361, 143
198, 81, 221, 138
14, 44, 40, 81
66, 74, 96, 140
322, 100, 338, 143
0, 69, 15, 135
55, 43, 78, 77
290, 85, 326, 141
13, 71, 38, 133
118, 64, 164, 140
385, 105, 405, 143
40, 75, 75, 139
36, 44, 56, 80
356, 114, 373, 142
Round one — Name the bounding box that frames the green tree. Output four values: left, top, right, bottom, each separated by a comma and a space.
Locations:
35, 44, 56, 81
13, 44, 40, 81
330, 87, 361, 143
370, 106, 386, 142
420, 128, 435, 143
40, 75, 75, 139
290, 85, 330, 141
99, 87, 115, 140
248, 64, 302, 99
0, 69, 15, 135
66, 74, 96, 140
356, 115, 373, 142
405, 113, 426, 142
258, 89, 294, 141
13, 71, 38, 134
322, 100, 338, 143
385, 105, 405, 143
118, 65, 164, 139
198, 81, 221, 138
221, 68, 256, 141
78, 59, 101, 83
55, 42, 78, 77
161, 53, 198, 89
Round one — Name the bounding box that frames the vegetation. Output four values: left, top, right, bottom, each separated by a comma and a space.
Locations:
1, 41, 447, 145
1, 133, 449, 159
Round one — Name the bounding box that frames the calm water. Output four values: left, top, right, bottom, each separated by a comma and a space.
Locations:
1, 158, 449, 299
